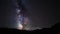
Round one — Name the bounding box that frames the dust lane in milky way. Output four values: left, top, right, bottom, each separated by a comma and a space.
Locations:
17, 9, 30, 30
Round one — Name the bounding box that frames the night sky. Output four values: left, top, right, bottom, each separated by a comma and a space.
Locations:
0, 0, 59, 30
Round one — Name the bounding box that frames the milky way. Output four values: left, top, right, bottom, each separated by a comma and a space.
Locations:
16, 0, 30, 30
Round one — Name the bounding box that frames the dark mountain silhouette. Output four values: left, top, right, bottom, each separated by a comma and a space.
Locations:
32, 22, 60, 33
0, 23, 60, 33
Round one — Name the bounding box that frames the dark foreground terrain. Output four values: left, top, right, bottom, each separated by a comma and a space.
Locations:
0, 23, 60, 34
